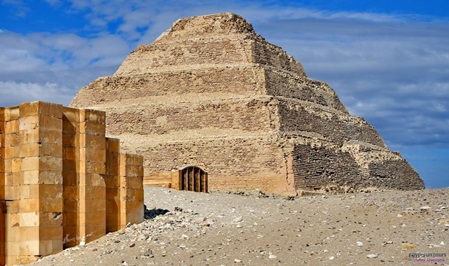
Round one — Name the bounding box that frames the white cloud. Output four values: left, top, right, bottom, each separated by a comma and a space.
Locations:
1, 1, 448, 152
0, 81, 73, 106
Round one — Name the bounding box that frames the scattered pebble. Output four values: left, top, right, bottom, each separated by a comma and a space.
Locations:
29, 187, 449, 265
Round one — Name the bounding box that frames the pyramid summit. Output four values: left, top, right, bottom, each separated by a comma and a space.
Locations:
71, 13, 424, 194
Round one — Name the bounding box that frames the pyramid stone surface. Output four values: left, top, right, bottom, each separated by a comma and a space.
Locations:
71, 13, 424, 194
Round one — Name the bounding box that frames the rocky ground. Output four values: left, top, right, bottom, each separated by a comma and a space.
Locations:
32, 187, 449, 266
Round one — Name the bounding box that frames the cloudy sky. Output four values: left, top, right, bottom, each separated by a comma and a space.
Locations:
1, 0, 448, 188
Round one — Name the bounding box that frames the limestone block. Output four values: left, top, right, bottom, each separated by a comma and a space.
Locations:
5, 241, 20, 258
62, 211, 77, 225
20, 226, 39, 241
20, 184, 39, 199
63, 147, 77, 161
62, 107, 81, 123
19, 127, 39, 144
4, 107, 19, 121
5, 130, 20, 146
63, 185, 77, 200
4, 214, 19, 234
39, 184, 62, 200
18, 115, 39, 132
38, 171, 63, 185
86, 161, 106, 176
19, 102, 63, 119
40, 157, 63, 172
82, 135, 107, 150
106, 137, 120, 151
4, 186, 19, 202
19, 240, 40, 255
40, 116, 62, 130
19, 143, 40, 157
39, 128, 63, 144
11, 158, 22, 173
19, 212, 39, 227
19, 198, 39, 212
20, 157, 39, 172
38, 239, 63, 256
125, 176, 143, 188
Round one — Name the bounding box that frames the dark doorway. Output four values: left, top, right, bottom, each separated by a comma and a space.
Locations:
179, 166, 208, 192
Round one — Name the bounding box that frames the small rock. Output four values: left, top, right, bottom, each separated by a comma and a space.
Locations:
401, 243, 416, 250
366, 254, 378, 259
269, 254, 277, 259
382, 240, 393, 246
234, 259, 242, 263
356, 241, 363, 247
233, 216, 243, 223
329, 256, 335, 260
143, 248, 153, 257
420, 206, 431, 212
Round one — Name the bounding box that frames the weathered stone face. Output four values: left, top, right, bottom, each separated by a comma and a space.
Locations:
0, 101, 144, 265
71, 12, 424, 194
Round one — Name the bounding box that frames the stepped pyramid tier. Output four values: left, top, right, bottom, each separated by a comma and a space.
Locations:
71, 12, 424, 195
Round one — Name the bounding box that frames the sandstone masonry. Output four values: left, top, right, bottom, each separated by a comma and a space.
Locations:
0, 101, 144, 265
71, 13, 424, 195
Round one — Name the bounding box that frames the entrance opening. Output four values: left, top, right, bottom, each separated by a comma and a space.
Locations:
179, 166, 208, 192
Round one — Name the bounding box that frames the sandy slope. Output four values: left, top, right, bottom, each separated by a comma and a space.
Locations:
32, 187, 449, 266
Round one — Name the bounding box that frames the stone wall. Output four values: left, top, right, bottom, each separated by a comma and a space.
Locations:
72, 66, 267, 107
292, 143, 424, 192
0, 102, 144, 265
102, 97, 277, 136
139, 137, 293, 194
277, 99, 386, 147
264, 68, 347, 112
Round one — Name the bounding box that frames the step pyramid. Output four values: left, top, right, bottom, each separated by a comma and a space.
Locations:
71, 13, 424, 194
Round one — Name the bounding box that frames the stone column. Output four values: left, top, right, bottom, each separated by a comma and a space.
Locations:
78, 109, 106, 243
119, 153, 144, 229
105, 138, 121, 232
3, 102, 64, 265
3, 106, 21, 265
170, 169, 180, 190
62, 107, 80, 247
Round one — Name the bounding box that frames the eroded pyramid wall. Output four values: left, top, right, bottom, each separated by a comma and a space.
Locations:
71, 13, 424, 194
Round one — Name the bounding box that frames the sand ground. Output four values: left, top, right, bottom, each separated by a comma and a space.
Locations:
32, 187, 449, 266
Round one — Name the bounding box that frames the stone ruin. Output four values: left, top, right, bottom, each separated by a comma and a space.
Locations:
71, 12, 424, 195
0, 101, 144, 265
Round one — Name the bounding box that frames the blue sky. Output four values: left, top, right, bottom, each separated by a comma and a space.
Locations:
1, 0, 448, 188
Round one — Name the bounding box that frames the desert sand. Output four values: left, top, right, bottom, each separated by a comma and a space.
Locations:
32, 187, 448, 265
